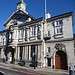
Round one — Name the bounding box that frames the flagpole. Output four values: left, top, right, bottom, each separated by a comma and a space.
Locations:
45, 0, 46, 20
43, 0, 47, 67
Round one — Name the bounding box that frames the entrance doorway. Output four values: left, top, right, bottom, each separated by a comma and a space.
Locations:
19, 46, 23, 61
30, 45, 37, 67
47, 58, 51, 66
55, 51, 68, 70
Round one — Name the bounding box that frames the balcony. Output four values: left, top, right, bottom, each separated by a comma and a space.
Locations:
44, 34, 51, 40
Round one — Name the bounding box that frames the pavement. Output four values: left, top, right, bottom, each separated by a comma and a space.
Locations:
0, 62, 69, 75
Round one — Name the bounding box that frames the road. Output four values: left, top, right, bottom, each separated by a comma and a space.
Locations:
0, 63, 69, 75
0, 67, 40, 75
0, 67, 69, 75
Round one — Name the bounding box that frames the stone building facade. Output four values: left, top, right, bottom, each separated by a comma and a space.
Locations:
0, 0, 75, 70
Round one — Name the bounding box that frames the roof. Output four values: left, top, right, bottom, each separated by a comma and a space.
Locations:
18, 12, 72, 27
18, 17, 43, 27
4, 10, 36, 26
4, 11, 73, 28
47, 12, 72, 22
0, 30, 7, 34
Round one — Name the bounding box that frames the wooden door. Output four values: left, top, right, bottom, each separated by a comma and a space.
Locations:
55, 54, 61, 69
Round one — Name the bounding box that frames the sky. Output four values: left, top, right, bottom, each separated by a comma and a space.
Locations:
0, 0, 75, 31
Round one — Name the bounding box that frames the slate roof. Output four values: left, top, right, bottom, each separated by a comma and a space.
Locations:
4, 10, 36, 26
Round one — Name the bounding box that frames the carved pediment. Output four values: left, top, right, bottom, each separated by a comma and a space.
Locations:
4, 10, 35, 29
55, 43, 66, 52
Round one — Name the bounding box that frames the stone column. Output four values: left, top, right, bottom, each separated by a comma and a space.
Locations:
25, 46, 26, 60
15, 46, 18, 60
41, 40, 48, 68
29, 45, 31, 61
37, 45, 42, 68
1, 48, 4, 59
40, 42, 44, 68
43, 41, 47, 67
17, 46, 20, 60
35, 45, 38, 58
51, 57, 53, 68
27, 46, 28, 60
23, 46, 25, 60
25, 46, 28, 60
22, 46, 25, 60
38, 45, 41, 61
54, 53, 55, 69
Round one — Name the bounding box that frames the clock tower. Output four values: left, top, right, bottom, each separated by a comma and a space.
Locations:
17, 0, 28, 13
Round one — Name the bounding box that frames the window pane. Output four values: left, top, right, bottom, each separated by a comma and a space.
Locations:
37, 25, 41, 39
25, 28, 27, 41
48, 31, 50, 36
55, 27, 63, 34
54, 20, 63, 27
30, 26, 36, 37
59, 20, 63, 25
47, 47, 50, 53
